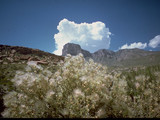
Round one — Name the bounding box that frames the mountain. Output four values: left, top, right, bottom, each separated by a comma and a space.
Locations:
62, 43, 92, 60
62, 43, 160, 67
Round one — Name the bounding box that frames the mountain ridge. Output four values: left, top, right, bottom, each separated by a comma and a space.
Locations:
62, 43, 160, 67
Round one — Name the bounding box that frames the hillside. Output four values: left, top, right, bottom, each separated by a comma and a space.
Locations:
0, 44, 64, 64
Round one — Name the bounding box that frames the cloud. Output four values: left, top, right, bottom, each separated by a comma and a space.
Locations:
120, 42, 147, 49
148, 35, 160, 48
53, 18, 111, 55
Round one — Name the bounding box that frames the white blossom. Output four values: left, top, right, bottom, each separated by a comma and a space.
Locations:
73, 88, 84, 97
46, 90, 55, 100
96, 108, 106, 117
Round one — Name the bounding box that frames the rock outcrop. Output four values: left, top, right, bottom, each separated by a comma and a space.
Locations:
62, 43, 93, 59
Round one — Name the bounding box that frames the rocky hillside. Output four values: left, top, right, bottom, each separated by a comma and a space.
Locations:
62, 43, 160, 67
0, 44, 64, 65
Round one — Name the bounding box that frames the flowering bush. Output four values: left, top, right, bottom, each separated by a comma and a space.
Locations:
1, 54, 160, 118
121, 67, 160, 118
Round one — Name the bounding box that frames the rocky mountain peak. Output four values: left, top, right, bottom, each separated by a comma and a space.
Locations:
62, 43, 82, 56
62, 43, 93, 58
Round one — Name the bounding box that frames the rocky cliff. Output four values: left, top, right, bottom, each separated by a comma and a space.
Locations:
62, 43, 93, 60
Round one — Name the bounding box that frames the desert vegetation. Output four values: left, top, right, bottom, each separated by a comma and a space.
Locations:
1, 53, 160, 118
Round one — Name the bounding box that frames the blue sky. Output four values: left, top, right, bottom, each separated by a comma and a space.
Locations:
0, 0, 160, 55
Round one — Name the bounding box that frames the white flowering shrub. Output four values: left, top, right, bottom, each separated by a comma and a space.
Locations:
121, 68, 160, 118
2, 54, 131, 118
1, 54, 160, 118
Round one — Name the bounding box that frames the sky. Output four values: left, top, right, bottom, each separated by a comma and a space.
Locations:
0, 0, 160, 55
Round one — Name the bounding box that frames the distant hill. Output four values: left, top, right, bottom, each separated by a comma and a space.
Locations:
62, 43, 160, 67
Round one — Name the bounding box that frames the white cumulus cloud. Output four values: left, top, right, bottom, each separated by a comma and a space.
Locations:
120, 42, 147, 49
53, 18, 111, 55
148, 35, 160, 48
